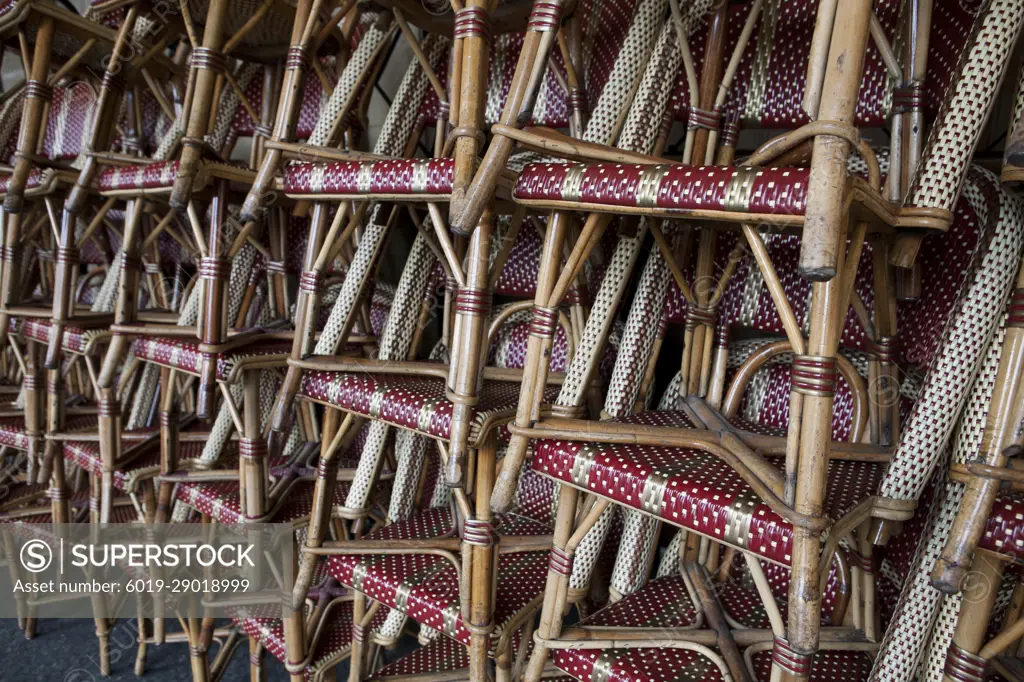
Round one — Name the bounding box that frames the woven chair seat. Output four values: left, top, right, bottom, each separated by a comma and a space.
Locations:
513, 163, 814, 217
97, 161, 180, 192
747, 650, 875, 682
551, 573, 868, 682
283, 158, 454, 198
550, 575, 707, 682
719, 556, 846, 629
0, 414, 97, 451
97, 160, 255, 194
0, 168, 54, 197
327, 506, 551, 650
63, 437, 214, 494
175, 476, 349, 528
978, 492, 1024, 562
132, 336, 293, 382
532, 410, 883, 565
300, 371, 561, 445
238, 601, 391, 681
370, 634, 471, 679
368, 624, 577, 681
0, 481, 52, 512
11, 317, 110, 355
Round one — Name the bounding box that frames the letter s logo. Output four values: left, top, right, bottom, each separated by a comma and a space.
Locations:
20, 539, 52, 573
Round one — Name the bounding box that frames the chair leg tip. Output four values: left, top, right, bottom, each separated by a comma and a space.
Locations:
930, 562, 967, 595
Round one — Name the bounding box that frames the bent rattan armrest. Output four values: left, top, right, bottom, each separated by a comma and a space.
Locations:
491, 124, 677, 167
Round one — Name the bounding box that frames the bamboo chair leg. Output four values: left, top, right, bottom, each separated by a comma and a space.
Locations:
156, 367, 179, 523
468, 437, 498, 681
285, 411, 365, 680
47, 368, 71, 524
492, 211, 571, 511
524, 483, 580, 682
941, 550, 1007, 682
46, 194, 76, 370
346, 590, 367, 682
136, 599, 149, 676
249, 637, 265, 682
23, 342, 44, 485
188, 613, 211, 682
779, 3, 873, 679
3, 16, 55, 214
241, 0, 318, 222
170, 0, 232, 211
270, 204, 332, 438
2, 528, 27, 628
933, 260, 1024, 592
93, 611, 112, 676
451, 0, 565, 233
445, 209, 495, 487
197, 184, 229, 418
856, 529, 876, 641
798, 0, 873, 281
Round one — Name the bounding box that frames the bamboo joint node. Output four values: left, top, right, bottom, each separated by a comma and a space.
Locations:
548, 546, 573, 575
454, 287, 492, 316
527, 1, 562, 32
791, 355, 838, 397
453, 6, 492, 42
772, 637, 812, 676
462, 518, 496, 546
189, 48, 228, 73
944, 643, 988, 682
239, 438, 268, 460
687, 105, 723, 132
24, 80, 54, 102
529, 305, 559, 338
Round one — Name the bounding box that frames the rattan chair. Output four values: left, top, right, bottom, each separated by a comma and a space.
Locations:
481, 1, 1024, 681
923, 55, 1024, 682
269, 2, 736, 681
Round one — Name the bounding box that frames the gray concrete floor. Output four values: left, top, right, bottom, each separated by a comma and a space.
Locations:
0, 616, 293, 681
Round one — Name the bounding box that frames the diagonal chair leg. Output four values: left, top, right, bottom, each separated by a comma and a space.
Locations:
3, 15, 56, 214
170, 0, 232, 211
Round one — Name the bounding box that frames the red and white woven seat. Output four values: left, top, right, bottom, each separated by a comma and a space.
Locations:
532, 411, 883, 566
132, 336, 293, 382
369, 633, 471, 680
977, 492, 1024, 562
238, 600, 391, 681
0, 417, 35, 451
368, 621, 577, 681
719, 557, 847, 629
326, 506, 551, 649
300, 371, 561, 444
96, 160, 255, 194
0, 79, 107, 197
0, 415, 97, 451
63, 437, 211, 494
175, 476, 350, 527
550, 575, 716, 682
96, 161, 181, 192
511, 163, 882, 225
0, 168, 54, 197
549, 570, 857, 682
11, 317, 110, 355
284, 158, 455, 198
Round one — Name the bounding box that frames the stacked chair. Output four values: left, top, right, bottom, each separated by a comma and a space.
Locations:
1, 0, 1024, 681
